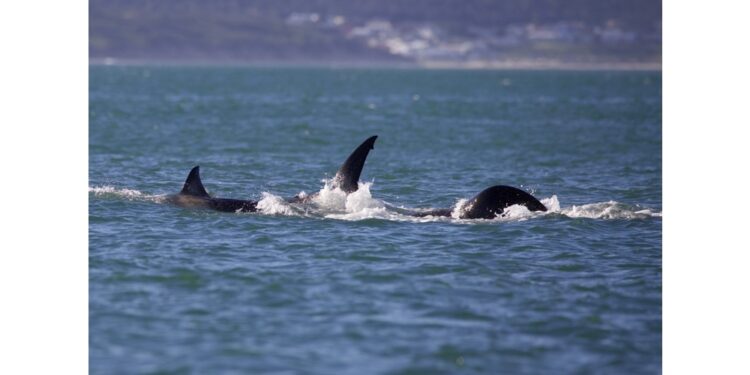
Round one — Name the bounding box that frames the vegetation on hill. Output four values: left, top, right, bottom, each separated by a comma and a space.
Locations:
90, 0, 661, 64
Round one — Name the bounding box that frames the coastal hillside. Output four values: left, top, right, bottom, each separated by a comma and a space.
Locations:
90, 0, 661, 65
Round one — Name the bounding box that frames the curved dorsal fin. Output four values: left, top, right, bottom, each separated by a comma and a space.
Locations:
180, 166, 210, 197
333, 135, 378, 193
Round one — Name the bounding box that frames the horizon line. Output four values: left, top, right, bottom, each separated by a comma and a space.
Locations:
89, 58, 662, 72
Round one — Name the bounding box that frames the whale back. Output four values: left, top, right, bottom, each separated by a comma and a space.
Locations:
461, 185, 547, 219
208, 198, 257, 213
333, 135, 377, 193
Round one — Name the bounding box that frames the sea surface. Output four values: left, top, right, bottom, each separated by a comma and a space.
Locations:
89, 66, 662, 374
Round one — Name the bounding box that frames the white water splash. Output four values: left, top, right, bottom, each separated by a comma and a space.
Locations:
451, 198, 469, 219
311, 179, 349, 211
88, 185, 162, 202
256, 192, 296, 215
445, 193, 660, 222
559, 200, 661, 219
500, 204, 534, 221
312, 181, 396, 220
541, 195, 561, 212
344, 182, 386, 212
90, 183, 661, 223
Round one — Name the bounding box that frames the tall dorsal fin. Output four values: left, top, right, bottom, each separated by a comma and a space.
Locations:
180, 166, 210, 197
333, 135, 377, 193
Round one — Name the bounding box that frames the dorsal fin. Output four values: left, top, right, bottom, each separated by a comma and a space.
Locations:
333, 135, 377, 193
180, 166, 210, 198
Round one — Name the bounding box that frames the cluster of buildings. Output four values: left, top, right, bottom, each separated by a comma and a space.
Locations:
286, 12, 660, 63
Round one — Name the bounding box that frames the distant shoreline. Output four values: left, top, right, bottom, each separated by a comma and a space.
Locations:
89, 58, 661, 71
420, 60, 661, 71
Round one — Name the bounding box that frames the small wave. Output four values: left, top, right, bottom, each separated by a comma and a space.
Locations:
444, 194, 660, 222
557, 200, 661, 220
88, 185, 164, 202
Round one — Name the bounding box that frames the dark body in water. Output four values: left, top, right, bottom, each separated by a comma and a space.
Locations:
414, 185, 547, 219
167, 135, 379, 213
166, 134, 547, 218
165, 166, 258, 213
286, 134, 547, 219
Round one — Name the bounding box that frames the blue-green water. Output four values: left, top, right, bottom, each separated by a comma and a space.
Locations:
89, 66, 661, 374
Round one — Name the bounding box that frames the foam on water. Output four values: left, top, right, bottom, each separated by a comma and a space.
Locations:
256, 192, 296, 216
450, 198, 469, 219
310, 179, 349, 211
541, 195, 561, 212
89, 184, 661, 222
557, 200, 661, 219
444, 193, 660, 222
311, 181, 399, 221
88, 185, 163, 202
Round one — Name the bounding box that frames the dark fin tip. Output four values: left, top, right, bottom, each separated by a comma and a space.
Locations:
334, 136, 379, 193
180, 165, 210, 198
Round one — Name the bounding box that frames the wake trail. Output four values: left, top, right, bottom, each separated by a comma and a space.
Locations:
90, 183, 661, 223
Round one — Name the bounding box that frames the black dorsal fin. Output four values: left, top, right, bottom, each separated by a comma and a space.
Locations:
333, 135, 378, 193
180, 166, 210, 197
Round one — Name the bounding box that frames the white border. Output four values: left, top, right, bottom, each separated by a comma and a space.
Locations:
0, 1, 88, 373
664, 0, 750, 374
3, 0, 750, 373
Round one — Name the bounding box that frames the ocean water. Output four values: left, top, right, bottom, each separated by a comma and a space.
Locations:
89, 66, 661, 374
